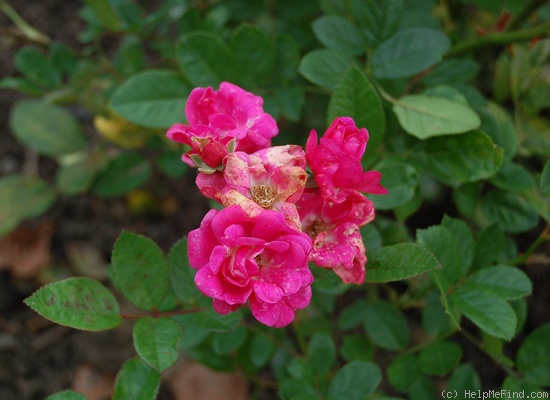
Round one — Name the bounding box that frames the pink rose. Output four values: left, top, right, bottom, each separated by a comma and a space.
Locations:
166, 82, 278, 170
297, 188, 375, 284
188, 205, 313, 327
306, 117, 387, 202
196, 145, 307, 230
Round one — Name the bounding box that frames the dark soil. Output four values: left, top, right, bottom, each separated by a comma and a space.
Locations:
0, 2, 548, 400
0, 2, 209, 399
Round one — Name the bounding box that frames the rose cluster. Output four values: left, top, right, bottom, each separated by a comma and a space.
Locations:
167, 82, 386, 327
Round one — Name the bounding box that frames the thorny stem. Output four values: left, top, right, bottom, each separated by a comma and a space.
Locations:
447, 19, 550, 57
510, 224, 550, 266
0, 0, 50, 45
120, 307, 204, 320
506, 0, 550, 31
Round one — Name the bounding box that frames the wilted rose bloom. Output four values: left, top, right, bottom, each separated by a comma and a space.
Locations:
166, 82, 278, 171
297, 188, 375, 284
188, 205, 313, 328
306, 117, 387, 202
196, 145, 307, 230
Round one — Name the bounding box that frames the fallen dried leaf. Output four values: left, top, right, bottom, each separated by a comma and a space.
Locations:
0, 221, 53, 279
72, 364, 114, 400
168, 360, 249, 400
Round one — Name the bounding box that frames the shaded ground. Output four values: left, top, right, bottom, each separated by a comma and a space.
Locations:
0, 2, 549, 400
0, 2, 211, 398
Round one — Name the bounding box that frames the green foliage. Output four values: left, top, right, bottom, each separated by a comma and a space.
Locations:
5, 0, 548, 398
24, 277, 122, 331
392, 94, 481, 139
109, 231, 169, 310
110, 69, 190, 128
46, 391, 88, 400
91, 152, 152, 197
113, 357, 160, 400
133, 317, 182, 372
365, 243, 441, 282
0, 175, 56, 236
327, 361, 381, 400
10, 99, 87, 158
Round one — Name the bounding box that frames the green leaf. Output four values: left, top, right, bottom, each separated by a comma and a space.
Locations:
298, 49, 354, 90
463, 266, 532, 300
0, 76, 42, 95
50, 42, 78, 75
473, 223, 505, 269
274, 34, 300, 82
350, 0, 403, 46
279, 378, 318, 400
249, 334, 277, 367
287, 358, 315, 382
338, 299, 368, 331
489, 162, 535, 192
480, 189, 539, 233
364, 300, 409, 351
450, 288, 517, 340
46, 390, 88, 400
387, 353, 420, 392
0, 174, 56, 236
365, 243, 441, 283
24, 277, 122, 331
177, 31, 233, 87
419, 341, 462, 376
173, 308, 243, 332
110, 231, 169, 310
230, 24, 274, 86
340, 335, 374, 362
393, 95, 481, 139
422, 290, 453, 337
14, 46, 62, 89
10, 100, 87, 158
91, 152, 152, 197
133, 317, 182, 372
327, 65, 385, 142
56, 152, 105, 195
447, 364, 481, 393
369, 162, 417, 210
168, 237, 203, 305
361, 224, 383, 250
110, 69, 190, 129
441, 216, 475, 275
420, 130, 503, 185
312, 15, 365, 55
371, 28, 450, 79
422, 58, 480, 86
477, 101, 518, 160
211, 327, 248, 355
114, 36, 145, 76
409, 374, 436, 400
455, 182, 482, 219
540, 160, 550, 195
85, 0, 122, 30
113, 357, 160, 400
516, 324, 550, 387
308, 332, 336, 374
267, 87, 305, 122
417, 226, 463, 285
327, 361, 381, 400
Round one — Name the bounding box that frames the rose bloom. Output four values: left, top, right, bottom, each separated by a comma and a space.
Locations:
166, 82, 278, 170
297, 188, 375, 284
188, 205, 313, 328
306, 117, 387, 202
196, 145, 307, 230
